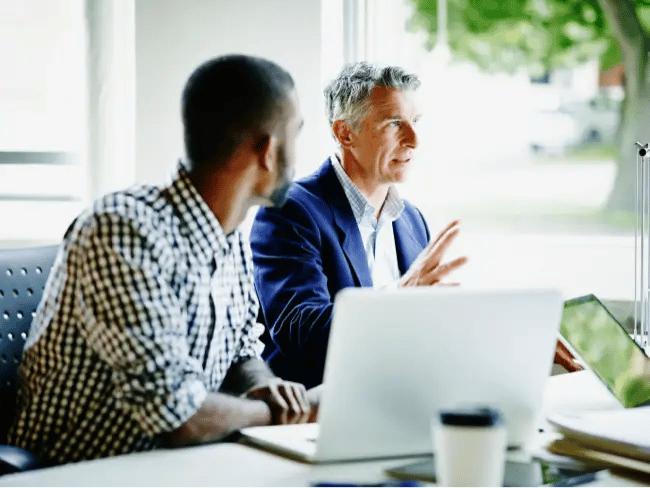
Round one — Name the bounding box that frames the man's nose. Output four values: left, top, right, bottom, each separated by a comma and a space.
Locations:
402, 123, 418, 149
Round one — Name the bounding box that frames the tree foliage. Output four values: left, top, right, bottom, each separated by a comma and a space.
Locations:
406, 0, 637, 76
408, 0, 650, 212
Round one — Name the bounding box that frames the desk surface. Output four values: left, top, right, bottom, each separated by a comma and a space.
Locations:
0, 371, 641, 487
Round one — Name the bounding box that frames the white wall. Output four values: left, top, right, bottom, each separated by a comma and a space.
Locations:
135, 0, 329, 185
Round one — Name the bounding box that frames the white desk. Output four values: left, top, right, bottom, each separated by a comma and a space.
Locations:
0, 442, 429, 487
0, 371, 641, 487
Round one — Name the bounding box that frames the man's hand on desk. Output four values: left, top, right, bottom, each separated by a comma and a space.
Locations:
398, 220, 468, 287
553, 339, 583, 372
245, 378, 312, 424
306, 384, 322, 423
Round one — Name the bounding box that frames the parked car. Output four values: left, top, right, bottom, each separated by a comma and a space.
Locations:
562, 94, 621, 144
530, 109, 579, 155
530, 93, 621, 154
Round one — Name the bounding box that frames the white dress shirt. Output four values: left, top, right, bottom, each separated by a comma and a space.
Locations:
330, 155, 405, 288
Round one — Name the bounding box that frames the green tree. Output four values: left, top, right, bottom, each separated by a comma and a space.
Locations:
408, 0, 650, 212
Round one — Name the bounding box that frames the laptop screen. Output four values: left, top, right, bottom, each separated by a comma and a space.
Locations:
560, 294, 650, 408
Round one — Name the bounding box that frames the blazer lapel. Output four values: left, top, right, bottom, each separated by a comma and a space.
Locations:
393, 217, 423, 275
319, 159, 373, 287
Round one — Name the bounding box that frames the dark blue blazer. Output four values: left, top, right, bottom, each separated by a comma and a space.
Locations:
250, 158, 430, 388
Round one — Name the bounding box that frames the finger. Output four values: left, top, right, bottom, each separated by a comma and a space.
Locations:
280, 389, 310, 424
429, 227, 461, 262
307, 403, 319, 423
421, 229, 459, 274
294, 387, 311, 423
429, 220, 460, 248
285, 383, 311, 423
419, 228, 462, 274
291, 383, 310, 414
428, 256, 468, 283
436, 282, 461, 286
287, 404, 310, 424
278, 383, 302, 416
269, 384, 293, 425
268, 383, 289, 411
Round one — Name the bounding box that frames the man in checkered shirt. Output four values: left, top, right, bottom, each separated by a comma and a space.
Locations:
8, 55, 313, 465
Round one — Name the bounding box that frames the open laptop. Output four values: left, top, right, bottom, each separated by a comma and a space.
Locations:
554, 294, 650, 409
547, 294, 650, 449
240, 287, 564, 463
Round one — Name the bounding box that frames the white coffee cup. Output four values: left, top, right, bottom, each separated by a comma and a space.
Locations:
433, 407, 508, 487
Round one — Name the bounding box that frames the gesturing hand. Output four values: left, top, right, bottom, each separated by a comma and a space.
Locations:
245, 378, 311, 425
399, 220, 468, 287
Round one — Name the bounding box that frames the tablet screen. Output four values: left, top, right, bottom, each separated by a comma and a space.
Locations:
560, 294, 650, 408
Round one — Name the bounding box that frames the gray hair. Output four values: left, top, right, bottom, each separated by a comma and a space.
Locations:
324, 62, 420, 130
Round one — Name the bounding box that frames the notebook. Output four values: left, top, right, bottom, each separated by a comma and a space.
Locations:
240, 287, 564, 463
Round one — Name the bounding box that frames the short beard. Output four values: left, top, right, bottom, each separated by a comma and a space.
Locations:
269, 180, 292, 208
268, 146, 292, 208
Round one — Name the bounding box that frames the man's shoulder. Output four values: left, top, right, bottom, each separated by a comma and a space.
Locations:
66, 183, 175, 246
262, 160, 333, 213
92, 184, 169, 226
401, 198, 424, 217
251, 160, 335, 235
293, 158, 333, 195
253, 184, 323, 227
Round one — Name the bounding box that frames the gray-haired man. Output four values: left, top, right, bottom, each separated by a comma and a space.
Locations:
250, 62, 468, 389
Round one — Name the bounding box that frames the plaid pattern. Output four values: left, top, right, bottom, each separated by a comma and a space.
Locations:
330, 155, 404, 286
8, 162, 264, 465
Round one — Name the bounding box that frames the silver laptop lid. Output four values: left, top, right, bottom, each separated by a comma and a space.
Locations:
315, 287, 563, 462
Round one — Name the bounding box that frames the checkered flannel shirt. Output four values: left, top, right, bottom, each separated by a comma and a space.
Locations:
8, 162, 265, 465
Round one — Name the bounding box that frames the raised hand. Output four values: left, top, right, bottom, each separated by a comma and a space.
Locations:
399, 220, 468, 287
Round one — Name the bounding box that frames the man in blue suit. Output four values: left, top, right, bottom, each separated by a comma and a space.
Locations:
250, 62, 468, 388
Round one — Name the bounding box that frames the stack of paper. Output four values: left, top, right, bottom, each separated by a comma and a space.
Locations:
547, 407, 650, 476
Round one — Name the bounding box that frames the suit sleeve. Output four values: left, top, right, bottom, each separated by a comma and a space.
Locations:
250, 197, 333, 371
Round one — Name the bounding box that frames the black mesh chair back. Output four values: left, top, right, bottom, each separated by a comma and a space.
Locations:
0, 245, 58, 443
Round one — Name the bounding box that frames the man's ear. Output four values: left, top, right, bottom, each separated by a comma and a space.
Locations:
332, 120, 354, 148
254, 134, 278, 172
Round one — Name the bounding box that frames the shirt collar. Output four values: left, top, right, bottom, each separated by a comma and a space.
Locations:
330, 153, 404, 224
166, 161, 235, 262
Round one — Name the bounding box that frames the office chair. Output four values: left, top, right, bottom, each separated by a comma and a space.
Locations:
0, 245, 59, 475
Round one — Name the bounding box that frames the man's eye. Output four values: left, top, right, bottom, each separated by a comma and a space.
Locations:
389, 121, 400, 127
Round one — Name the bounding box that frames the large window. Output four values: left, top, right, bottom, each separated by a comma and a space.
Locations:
0, 0, 136, 249
344, 0, 633, 303
0, 0, 88, 247
1, 0, 634, 306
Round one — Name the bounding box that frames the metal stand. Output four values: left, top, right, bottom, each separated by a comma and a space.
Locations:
635, 142, 650, 351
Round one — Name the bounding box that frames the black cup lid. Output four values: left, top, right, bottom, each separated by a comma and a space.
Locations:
439, 407, 503, 427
